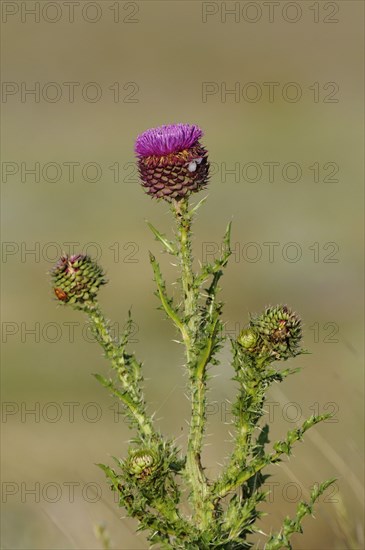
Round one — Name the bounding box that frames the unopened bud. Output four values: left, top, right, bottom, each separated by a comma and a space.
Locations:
250, 305, 303, 361
50, 254, 106, 307
237, 328, 258, 350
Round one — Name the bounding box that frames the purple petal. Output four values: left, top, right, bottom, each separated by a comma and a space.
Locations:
135, 123, 203, 157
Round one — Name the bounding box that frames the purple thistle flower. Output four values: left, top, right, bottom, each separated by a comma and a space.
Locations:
135, 124, 203, 157
135, 123, 210, 200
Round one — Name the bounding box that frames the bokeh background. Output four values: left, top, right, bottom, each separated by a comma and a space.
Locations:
1, 1, 364, 548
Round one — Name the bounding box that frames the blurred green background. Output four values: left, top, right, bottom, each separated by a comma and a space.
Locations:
1, 1, 364, 548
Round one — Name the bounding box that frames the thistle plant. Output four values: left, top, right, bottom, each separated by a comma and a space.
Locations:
50, 124, 335, 549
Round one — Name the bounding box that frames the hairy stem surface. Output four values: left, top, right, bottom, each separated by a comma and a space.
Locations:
172, 198, 210, 527
85, 303, 154, 440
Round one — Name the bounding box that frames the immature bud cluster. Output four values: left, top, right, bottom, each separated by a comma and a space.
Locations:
51, 254, 106, 306
238, 305, 303, 361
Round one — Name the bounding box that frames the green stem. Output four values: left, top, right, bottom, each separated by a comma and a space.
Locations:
174, 198, 196, 336
84, 303, 154, 441
217, 378, 265, 497
172, 198, 210, 526
215, 452, 277, 500
213, 414, 329, 499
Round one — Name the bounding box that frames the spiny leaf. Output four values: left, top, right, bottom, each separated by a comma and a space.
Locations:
147, 221, 177, 255
265, 478, 337, 549
271, 414, 330, 458
93, 373, 142, 420
149, 251, 186, 336
97, 463, 121, 491
221, 220, 232, 265
190, 195, 208, 215
93, 373, 110, 388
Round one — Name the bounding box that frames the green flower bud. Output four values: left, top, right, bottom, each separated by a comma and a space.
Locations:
250, 305, 303, 361
50, 254, 106, 307
127, 449, 160, 482
237, 328, 258, 351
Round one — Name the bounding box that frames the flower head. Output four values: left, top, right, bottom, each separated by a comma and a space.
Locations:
51, 254, 106, 307
135, 123, 209, 200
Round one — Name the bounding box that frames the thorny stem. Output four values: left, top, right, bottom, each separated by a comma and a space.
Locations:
84, 303, 154, 441
214, 356, 268, 501
213, 413, 330, 499
173, 198, 196, 337
172, 198, 210, 528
